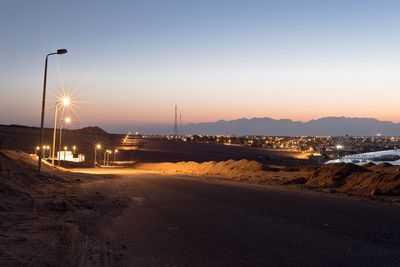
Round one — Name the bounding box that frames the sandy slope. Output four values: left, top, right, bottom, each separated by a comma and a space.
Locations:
0, 150, 130, 266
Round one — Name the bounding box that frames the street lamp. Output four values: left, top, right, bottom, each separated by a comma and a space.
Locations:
94, 144, 101, 167
108, 150, 112, 165
73, 145, 76, 155
51, 97, 70, 165
114, 149, 118, 162
58, 117, 71, 167
103, 149, 108, 165
35, 146, 40, 156
38, 49, 68, 172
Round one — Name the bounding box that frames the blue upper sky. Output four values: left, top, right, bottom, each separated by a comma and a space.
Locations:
1, 0, 400, 133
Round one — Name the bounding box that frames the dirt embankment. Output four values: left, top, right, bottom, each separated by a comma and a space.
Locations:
137, 160, 400, 199
0, 150, 130, 266
307, 163, 400, 197
138, 159, 264, 178
137, 159, 314, 185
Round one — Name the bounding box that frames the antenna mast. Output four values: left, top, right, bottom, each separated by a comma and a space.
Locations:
179, 113, 182, 138
173, 105, 178, 138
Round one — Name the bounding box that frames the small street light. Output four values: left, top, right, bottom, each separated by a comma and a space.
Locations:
38, 49, 68, 172
73, 145, 76, 155
35, 146, 40, 156
103, 149, 108, 165
46, 146, 50, 159
94, 144, 101, 167
108, 150, 112, 165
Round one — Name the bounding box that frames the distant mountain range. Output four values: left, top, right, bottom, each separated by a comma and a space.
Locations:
4, 117, 400, 137
169, 117, 400, 136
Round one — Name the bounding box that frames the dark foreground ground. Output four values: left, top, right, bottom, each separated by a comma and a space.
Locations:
77, 170, 400, 266
1, 148, 400, 266
1, 125, 399, 266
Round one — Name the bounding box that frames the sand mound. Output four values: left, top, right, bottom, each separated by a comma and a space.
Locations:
362, 162, 376, 168
375, 162, 393, 168
0, 149, 131, 265
339, 172, 400, 196
366, 163, 400, 174
367, 162, 394, 171
306, 163, 400, 196
306, 163, 369, 187
138, 159, 267, 180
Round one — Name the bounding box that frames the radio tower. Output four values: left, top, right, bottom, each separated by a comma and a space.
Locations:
179, 113, 182, 138
173, 105, 178, 138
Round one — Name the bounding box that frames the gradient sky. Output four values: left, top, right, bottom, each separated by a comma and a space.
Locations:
1, 0, 400, 133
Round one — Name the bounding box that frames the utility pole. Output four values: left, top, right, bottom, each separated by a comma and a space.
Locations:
179, 113, 182, 138
173, 104, 178, 138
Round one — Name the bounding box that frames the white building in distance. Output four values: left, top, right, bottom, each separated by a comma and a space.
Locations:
56, 151, 85, 163
326, 149, 400, 165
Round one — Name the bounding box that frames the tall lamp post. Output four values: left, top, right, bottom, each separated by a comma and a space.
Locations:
38, 49, 68, 172
51, 97, 70, 165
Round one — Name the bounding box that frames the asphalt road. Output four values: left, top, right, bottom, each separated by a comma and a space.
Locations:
82, 170, 400, 266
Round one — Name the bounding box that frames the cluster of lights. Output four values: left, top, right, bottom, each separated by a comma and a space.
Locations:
171, 134, 400, 159
35, 144, 77, 158
94, 143, 119, 167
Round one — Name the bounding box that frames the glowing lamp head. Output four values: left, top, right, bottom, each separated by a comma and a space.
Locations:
96, 144, 101, 149
64, 146, 68, 150
65, 117, 71, 124
62, 97, 70, 106
115, 149, 118, 153
36, 146, 40, 150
